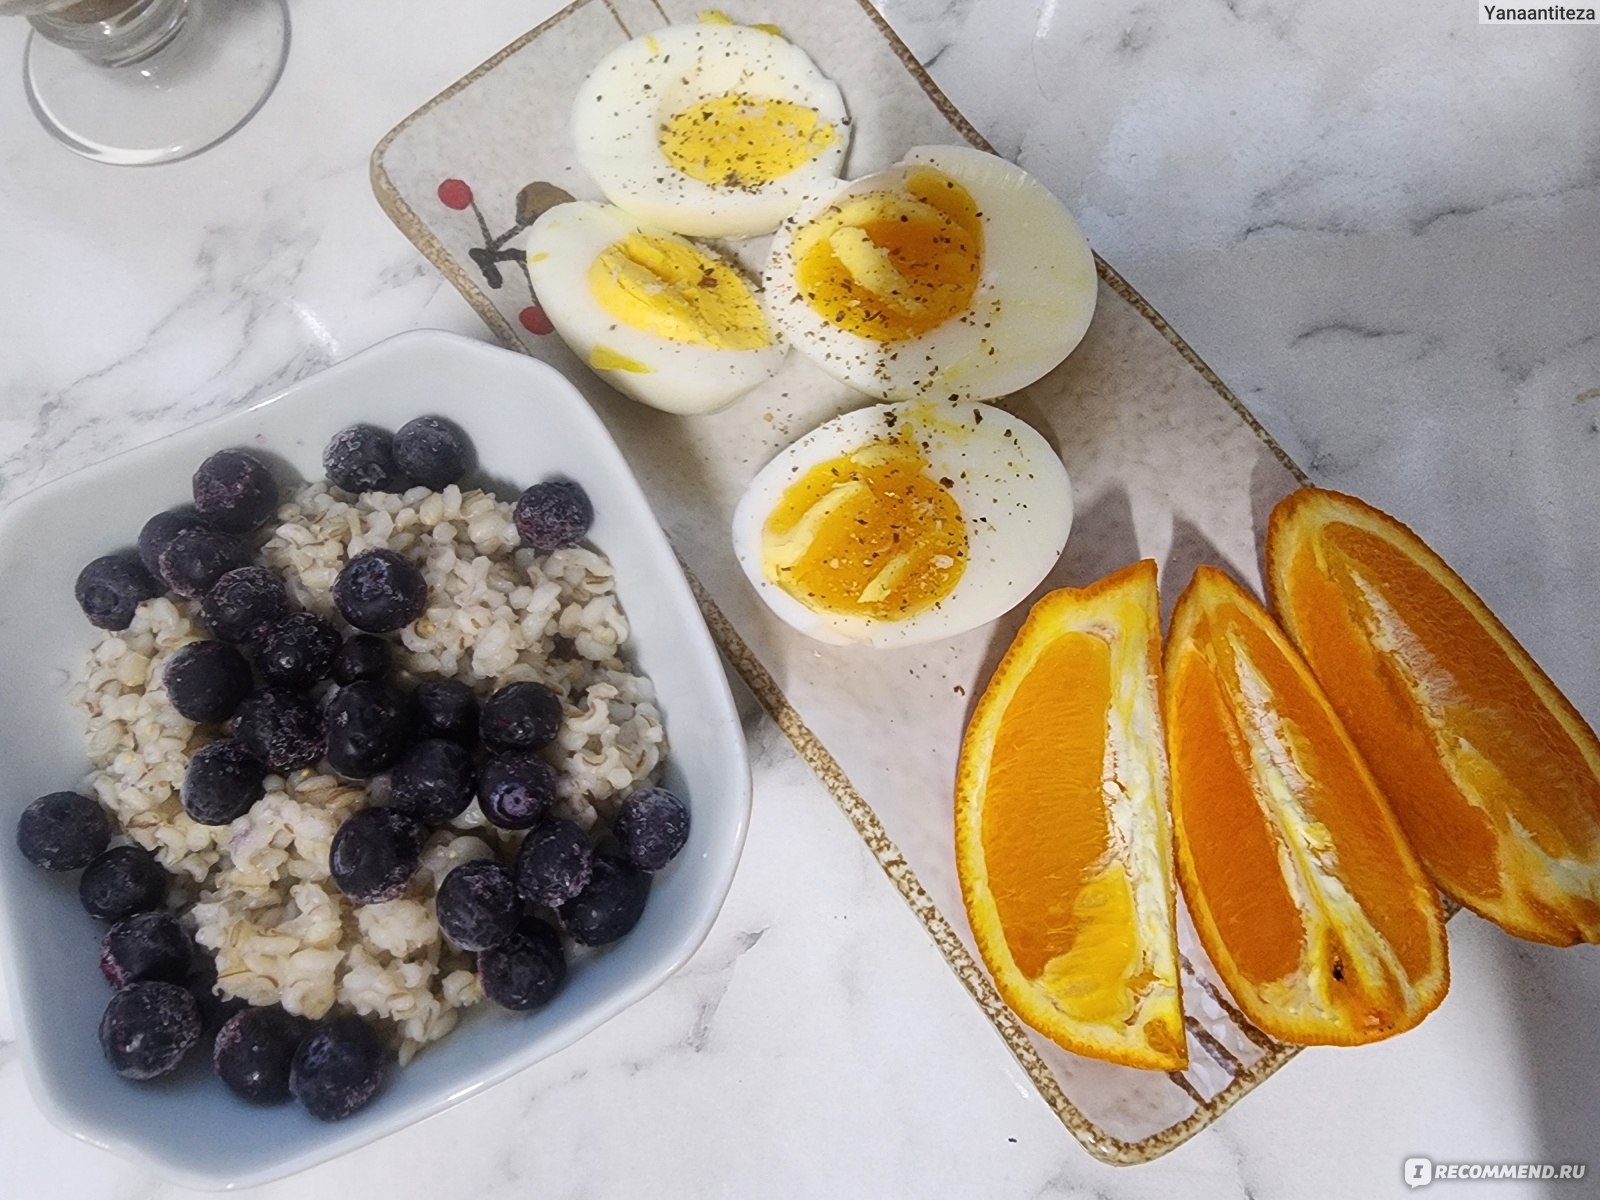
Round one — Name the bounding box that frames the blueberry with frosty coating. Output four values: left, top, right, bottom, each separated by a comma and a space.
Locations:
193, 449, 278, 533
435, 860, 520, 952
100, 981, 201, 1079
16, 791, 109, 871
324, 425, 401, 495
477, 917, 567, 1011
332, 548, 428, 633
80, 845, 167, 922
329, 807, 425, 903
290, 1014, 389, 1121
255, 612, 341, 689
232, 689, 324, 772
164, 640, 252, 723
393, 416, 468, 489
182, 739, 266, 825
512, 479, 593, 552
332, 634, 390, 686
202, 566, 288, 643
613, 786, 691, 872
75, 555, 161, 631
100, 911, 192, 988
515, 819, 592, 908
324, 680, 412, 778
390, 739, 477, 825
480, 682, 563, 753
477, 751, 559, 830
158, 527, 249, 598
414, 679, 477, 745
214, 1006, 305, 1104
559, 854, 649, 946
137, 508, 207, 577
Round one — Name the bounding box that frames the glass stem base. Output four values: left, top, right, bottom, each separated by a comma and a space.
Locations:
24, 0, 290, 166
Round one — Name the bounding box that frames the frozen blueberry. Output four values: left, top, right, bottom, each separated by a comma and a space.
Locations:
559, 854, 648, 946
512, 480, 593, 553
392, 416, 469, 489
413, 679, 477, 745
163, 640, 252, 723
214, 1006, 305, 1104
232, 689, 324, 772
99, 981, 201, 1080
332, 549, 428, 634
193, 449, 278, 533
329, 807, 425, 904
332, 634, 390, 686
479, 682, 563, 753
324, 425, 402, 495
158, 528, 249, 599
477, 917, 567, 1011
290, 1015, 389, 1121
181, 739, 266, 826
15, 791, 108, 871
137, 508, 207, 578
389, 739, 477, 825
613, 787, 691, 872
514, 819, 592, 908
477, 752, 559, 830
435, 860, 520, 952
202, 566, 289, 644
100, 911, 191, 988
255, 612, 341, 690
324, 681, 412, 778
75, 555, 161, 631
80, 845, 167, 922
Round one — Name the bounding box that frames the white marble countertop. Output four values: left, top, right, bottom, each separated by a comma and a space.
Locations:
1, 1, 1597, 1197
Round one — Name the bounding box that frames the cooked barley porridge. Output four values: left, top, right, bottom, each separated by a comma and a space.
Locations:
75, 481, 666, 1063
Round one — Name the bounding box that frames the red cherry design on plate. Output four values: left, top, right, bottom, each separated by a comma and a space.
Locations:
519, 306, 554, 336
437, 179, 473, 210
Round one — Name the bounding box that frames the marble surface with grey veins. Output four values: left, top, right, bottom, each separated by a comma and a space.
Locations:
0, 1, 1596, 1198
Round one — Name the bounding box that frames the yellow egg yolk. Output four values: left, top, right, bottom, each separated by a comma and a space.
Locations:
588, 233, 773, 350
659, 94, 835, 190
761, 436, 968, 622
792, 168, 983, 343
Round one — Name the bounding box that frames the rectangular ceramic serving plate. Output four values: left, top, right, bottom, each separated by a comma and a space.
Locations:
372, 0, 1313, 1163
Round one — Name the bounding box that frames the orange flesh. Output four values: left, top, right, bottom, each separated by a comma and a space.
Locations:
1281, 545, 1504, 899
1169, 637, 1303, 986
760, 436, 967, 621
1269, 490, 1600, 945
1324, 526, 1600, 855
1166, 567, 1447, 1043
981, 631, 1112, 979
794, 168, 983, 343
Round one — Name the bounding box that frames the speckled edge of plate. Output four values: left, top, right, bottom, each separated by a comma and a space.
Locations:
369, 0, 1315, 1166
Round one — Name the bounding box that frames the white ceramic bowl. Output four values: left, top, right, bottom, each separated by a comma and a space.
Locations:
0, 330, 750, 1189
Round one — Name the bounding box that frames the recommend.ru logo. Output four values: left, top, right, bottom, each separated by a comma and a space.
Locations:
1404, 1156, 1589, 1187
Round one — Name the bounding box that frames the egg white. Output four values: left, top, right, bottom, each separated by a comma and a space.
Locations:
763, 145, 1099, 402
526, 201, 786, 415
571, 22, 849, 239
732, 400, 1073, 647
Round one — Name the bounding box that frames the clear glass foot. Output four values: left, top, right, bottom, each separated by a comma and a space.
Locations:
23, 0, 290, 166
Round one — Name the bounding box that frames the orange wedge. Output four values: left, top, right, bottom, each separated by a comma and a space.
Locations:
956, 560, 1185, 1070
1268, 488, 1600, 945
1165, 566, 1448, 1045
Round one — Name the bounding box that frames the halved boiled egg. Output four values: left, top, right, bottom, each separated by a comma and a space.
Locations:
732, 400, 1073, 647
526, 200, 786, 414
763, 145, 1098, 401
571, 19, 849, 239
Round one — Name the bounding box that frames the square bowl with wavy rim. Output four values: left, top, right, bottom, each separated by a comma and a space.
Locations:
0, 329, 751, 1190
